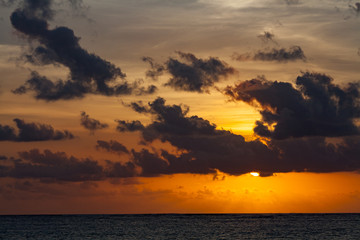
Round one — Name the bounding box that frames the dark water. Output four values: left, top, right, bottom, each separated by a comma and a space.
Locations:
1, 214, 360, 239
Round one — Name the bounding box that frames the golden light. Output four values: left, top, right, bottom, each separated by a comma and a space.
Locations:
250, 172, 260, 177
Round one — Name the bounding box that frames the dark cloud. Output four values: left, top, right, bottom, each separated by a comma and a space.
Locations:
0, 118, 74, 141
10, 0, 155, 101
1, 105, 360, 179
0, 124, 17, 141
132, 80, 158, 96
142, 56, 165, 81
0, 149, 139, 181
80, 112, 108, 134
104, 160, 137, 178
116, 97, 360, 177
233, 46, 306, 62
96, 140, 129, 155
0, 149, 104, 181
117, 97, 278, 176
143, 51, 236, 93
269, 136, 360, 173
224, 72, 360, 139
126, 101, 149, 114
165, 51, 236, 92
116, 120, 145, 132
258, 31, 277, 45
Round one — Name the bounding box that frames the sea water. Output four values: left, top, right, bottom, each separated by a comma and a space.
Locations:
1, 214, 360, 239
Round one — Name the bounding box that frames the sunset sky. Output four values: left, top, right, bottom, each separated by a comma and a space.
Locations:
0, 0, 360, 214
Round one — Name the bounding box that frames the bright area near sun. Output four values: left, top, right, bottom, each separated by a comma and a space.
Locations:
250, 172, 260, 177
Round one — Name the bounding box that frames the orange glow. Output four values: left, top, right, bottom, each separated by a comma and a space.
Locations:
1, 172, 360, 214
250, 172, 260, 177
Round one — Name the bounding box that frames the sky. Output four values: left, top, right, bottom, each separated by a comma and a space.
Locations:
0, 0, 360, 214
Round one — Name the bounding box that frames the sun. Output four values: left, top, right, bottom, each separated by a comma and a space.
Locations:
250, 172, 260, 177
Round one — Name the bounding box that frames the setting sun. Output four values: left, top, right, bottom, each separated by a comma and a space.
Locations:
250, 172, 260, 177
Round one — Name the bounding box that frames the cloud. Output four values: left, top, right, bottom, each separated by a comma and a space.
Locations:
116, 97, 360, 177
0, 124, 17, 141
233, 46, 306, 62
1, 104, 360, 180
224, 72, 360, 139
0, 149, 139, 181
116, 120, 145, 132
96, 140, 129, 155
117, 97, 278, 176
269, 136, 360, 173
124, 100, 150, 114
80, 112, 108, 134
258, 31, 277, 45
143, 51, 236, 93
10, 0, 155, 101
0, 118, 74, 141
142, 56, 165, 81
0, 149, 104, 181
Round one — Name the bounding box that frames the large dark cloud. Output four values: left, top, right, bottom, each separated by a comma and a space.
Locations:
233, 46, 306, 62
114, 97, 360, 177
10, 0, 156, 101
224, 72, 360, 139
116, 97, 276, 176
0, 118, 74, 141
143, 51, 236, 93
80, 112, 108, 133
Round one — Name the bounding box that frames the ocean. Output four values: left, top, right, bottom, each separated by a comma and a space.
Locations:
0, 214, 359, 239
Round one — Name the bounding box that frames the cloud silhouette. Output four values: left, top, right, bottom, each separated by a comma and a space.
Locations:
116, 120, 145, 132
258, 31, 277, 45
142, 56, 165, 81
0, 118, 74, 141
10, 0, 156, 100
80, 112, 108, 133
96, 140, 129, 155
233, 46, 306, 63
115, 97, 360, 177
0, 149, 104, 181
224, 72, 360, 139
143, 51, 236, 93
